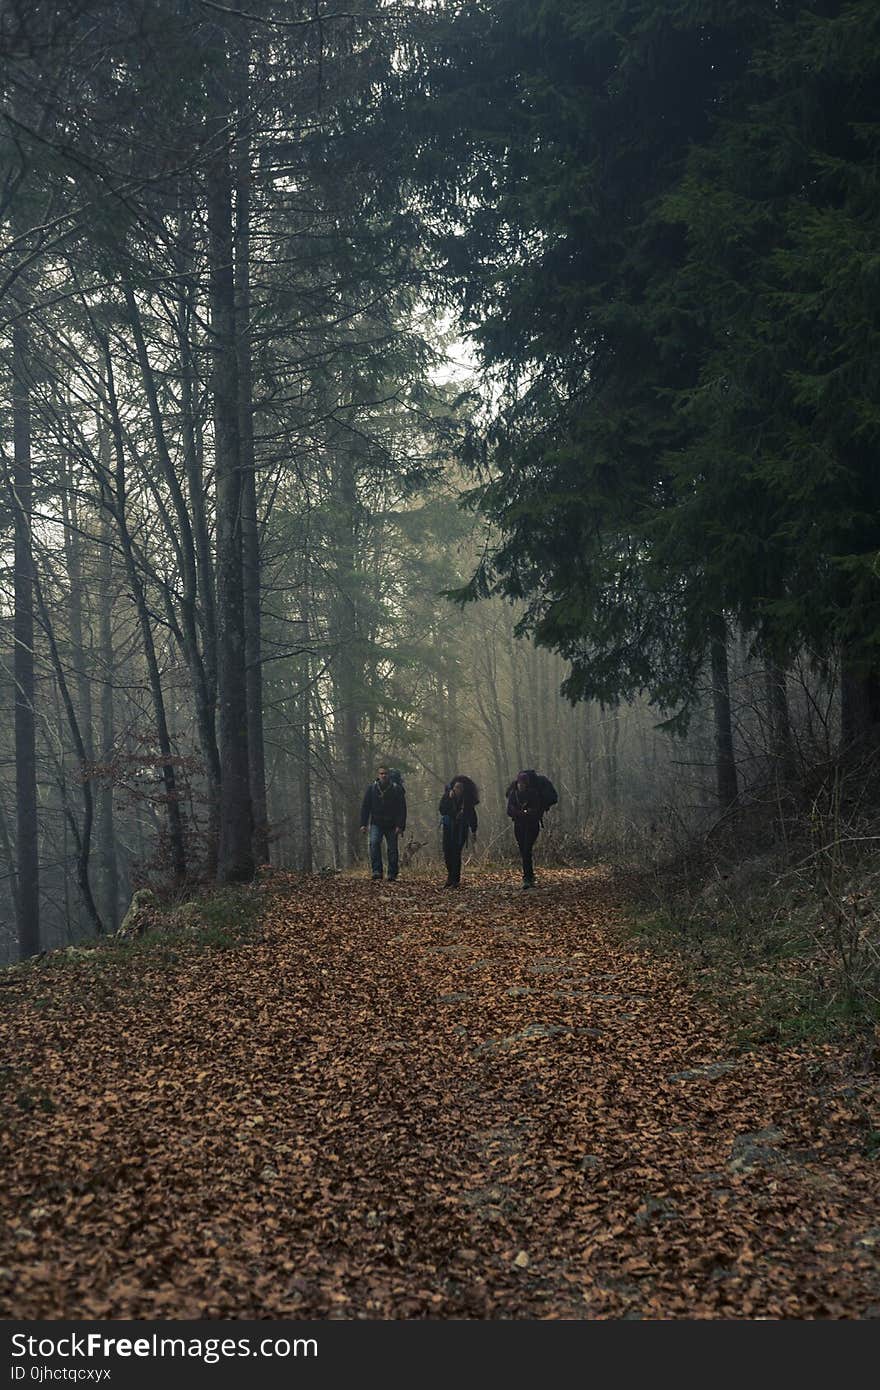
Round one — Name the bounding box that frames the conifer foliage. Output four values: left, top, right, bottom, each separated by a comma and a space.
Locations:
413, 0, 880, 738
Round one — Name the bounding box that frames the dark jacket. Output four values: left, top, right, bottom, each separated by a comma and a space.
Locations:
439, 787, 478, 847
360, 780, 406, 831
506, 775, 542, 827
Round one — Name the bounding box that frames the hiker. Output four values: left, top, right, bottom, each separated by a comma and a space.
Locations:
505, 768, 558, 888
360, 765, 407, 881
438, 775, 479, 888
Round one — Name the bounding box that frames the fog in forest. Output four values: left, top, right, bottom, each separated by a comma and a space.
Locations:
1, 0, 877, 966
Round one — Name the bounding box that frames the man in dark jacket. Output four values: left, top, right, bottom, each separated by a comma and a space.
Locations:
360, 765, 407, 881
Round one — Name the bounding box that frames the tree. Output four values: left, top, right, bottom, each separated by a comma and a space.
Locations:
401, 0, 880, 785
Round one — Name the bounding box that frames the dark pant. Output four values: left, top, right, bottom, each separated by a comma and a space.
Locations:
369, 823, 399, 879
443, 827, 463, 885
514, 820, 540, 882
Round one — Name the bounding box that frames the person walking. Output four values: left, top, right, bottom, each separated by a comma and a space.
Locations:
438, 775, 479, 888
506, 769, 557, 888
360, 765, 407, 881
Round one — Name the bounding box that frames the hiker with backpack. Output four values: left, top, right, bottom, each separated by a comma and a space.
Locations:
438, 774, 479, 889
505, 769, 558, 888
360, 765, 407, 881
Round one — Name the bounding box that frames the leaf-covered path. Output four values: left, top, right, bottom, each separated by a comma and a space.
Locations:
2, 869, 879, 1319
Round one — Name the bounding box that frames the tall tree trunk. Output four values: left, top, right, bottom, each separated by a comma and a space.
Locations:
710, 614, 739, 809
207, 123, 254, 883
571, 702, 583, 830
298, 587, 313, 873
176, 196, 220, 872
333, 450, 362, 866
235, 104, 269, 865
523, 643, 540, 764
507, 627, 524, 770
61, 468, 93, 760
10, 321, 39, 958
581, 704, 594, 825
311, 678, 341, 869
766, 658, 795, 782
484, 616, 511, 777
96, 506, 119, 931
600, 707, 620, 811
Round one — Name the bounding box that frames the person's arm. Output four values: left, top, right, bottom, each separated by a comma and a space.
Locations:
397, 788, 407, 834
439, 790, 453, 815
360, 786, 371, 829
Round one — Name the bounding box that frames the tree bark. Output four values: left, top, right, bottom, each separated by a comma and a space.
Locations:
207, 129, 254, 882
298, 588, 313, 873
61, 466, 93, 761
10, 321, 39, 958
175, 207, 220, 875
96, 507, 119, 931
332, 449, 363, 866
507, 627, 524, 770
235, 104, 269, 865
765, 658, 795, 781
710, 614, 739, 809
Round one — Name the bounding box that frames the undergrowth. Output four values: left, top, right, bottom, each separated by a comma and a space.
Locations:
618, 754, 880, 1048
3, 884, 265, 982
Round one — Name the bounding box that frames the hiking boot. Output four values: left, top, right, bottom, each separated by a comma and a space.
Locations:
521, 878, 535, 890
443, 880, 460, 889
371, 874, 382, 881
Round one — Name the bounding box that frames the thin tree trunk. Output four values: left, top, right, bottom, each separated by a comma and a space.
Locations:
207, 127, 254, 882
235, 104, 269, 865
298, 598, 313, 874
333, 450, 362, 866
11, 321, 39, 958
61, 468, 93, 761
485, 618, 511, 776
600, 707, 620, 811
766, 658, 795, 782
176, 198, 218, 682
312, 680, 342, 869
507, 627, 524, 770
523, 643, 539, 764
710, 614, 739, 809
581, 704, 593, 823
97, 506, 119, 931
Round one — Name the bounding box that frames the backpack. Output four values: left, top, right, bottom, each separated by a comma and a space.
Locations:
510, 769, 558, 818
388, 768, 405, 790
536, 775, 558, 812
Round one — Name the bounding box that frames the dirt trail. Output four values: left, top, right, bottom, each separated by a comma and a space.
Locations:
2, 868, 878, 1319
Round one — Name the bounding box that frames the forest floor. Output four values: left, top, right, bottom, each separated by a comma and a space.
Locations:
2, 866, 879, 1320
